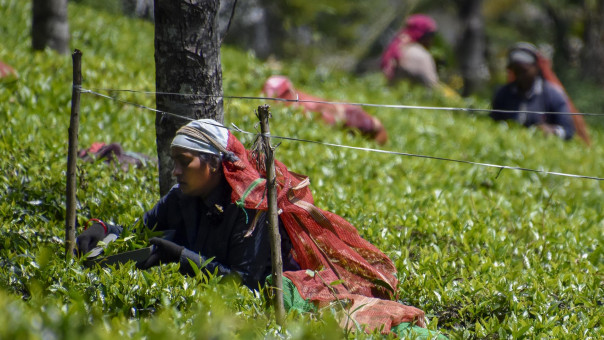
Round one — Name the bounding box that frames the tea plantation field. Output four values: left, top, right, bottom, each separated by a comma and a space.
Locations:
0, 0, 602, 338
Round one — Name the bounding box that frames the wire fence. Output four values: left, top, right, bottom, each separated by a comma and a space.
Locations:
87, 87, 604, 117
78, 86, 604, 182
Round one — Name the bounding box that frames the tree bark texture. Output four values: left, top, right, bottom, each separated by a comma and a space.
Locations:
456, 0, 489, 96
154, 0, 224, 196
32, 0, 70, 54
581, 0, 604, 85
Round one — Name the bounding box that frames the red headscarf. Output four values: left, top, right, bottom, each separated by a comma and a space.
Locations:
381, 14, 437, 80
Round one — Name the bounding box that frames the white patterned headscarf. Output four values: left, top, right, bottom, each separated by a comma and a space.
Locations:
171, 119, 239, 162
508, 42, 538, 66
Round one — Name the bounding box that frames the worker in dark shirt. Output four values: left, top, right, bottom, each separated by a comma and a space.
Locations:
76, 118, 435, 336
76, 119, 299, 289
491, 42, 575, 140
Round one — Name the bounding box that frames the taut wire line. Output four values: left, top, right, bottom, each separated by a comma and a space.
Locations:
267, 135, 604, 181
83, 89, 196, 123
80, 88, 604, 182
85, 86, 604, 117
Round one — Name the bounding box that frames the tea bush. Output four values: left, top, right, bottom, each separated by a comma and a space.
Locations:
0, 0, 602, 339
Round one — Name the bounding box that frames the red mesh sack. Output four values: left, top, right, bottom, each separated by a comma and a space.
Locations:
223, 131, 398, 298
220, 130, 427, 334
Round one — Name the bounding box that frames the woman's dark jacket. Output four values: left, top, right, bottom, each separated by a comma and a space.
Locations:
491, 77, 575, 140
143, 181, 299, 289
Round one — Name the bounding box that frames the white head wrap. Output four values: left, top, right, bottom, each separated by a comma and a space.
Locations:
171, 119, 236, 161
508, 42, 539, 66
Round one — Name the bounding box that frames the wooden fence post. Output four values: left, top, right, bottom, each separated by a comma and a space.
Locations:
257, 104, 285, 325
65, 49, 82, 258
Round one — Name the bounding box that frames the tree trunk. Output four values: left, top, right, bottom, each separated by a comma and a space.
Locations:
581, 0, 604, 85
544, 4, 572, 72
154, 0, 224, 196
32, 0, 70, 54
123, 0, 155, 20
456, 0, 489, 96
218, 0, 272, 59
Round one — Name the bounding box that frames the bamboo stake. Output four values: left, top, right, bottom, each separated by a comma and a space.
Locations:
65, 49, 82, 258
257, 104, 285, 325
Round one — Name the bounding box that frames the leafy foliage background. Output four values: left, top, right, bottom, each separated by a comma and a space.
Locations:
0, 0, 602, 338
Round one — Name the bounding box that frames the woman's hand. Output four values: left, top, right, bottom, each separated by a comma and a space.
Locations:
76, 222, 107, 256
137, 237, 184, 269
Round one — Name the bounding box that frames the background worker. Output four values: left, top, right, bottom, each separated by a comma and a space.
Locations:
381, 14, 439, 88
491, 42, 575, 140
75, 118, 433, 337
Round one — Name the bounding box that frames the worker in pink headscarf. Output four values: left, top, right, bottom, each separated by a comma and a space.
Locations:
262, 75, 389, 145
381, 14, 439, 88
